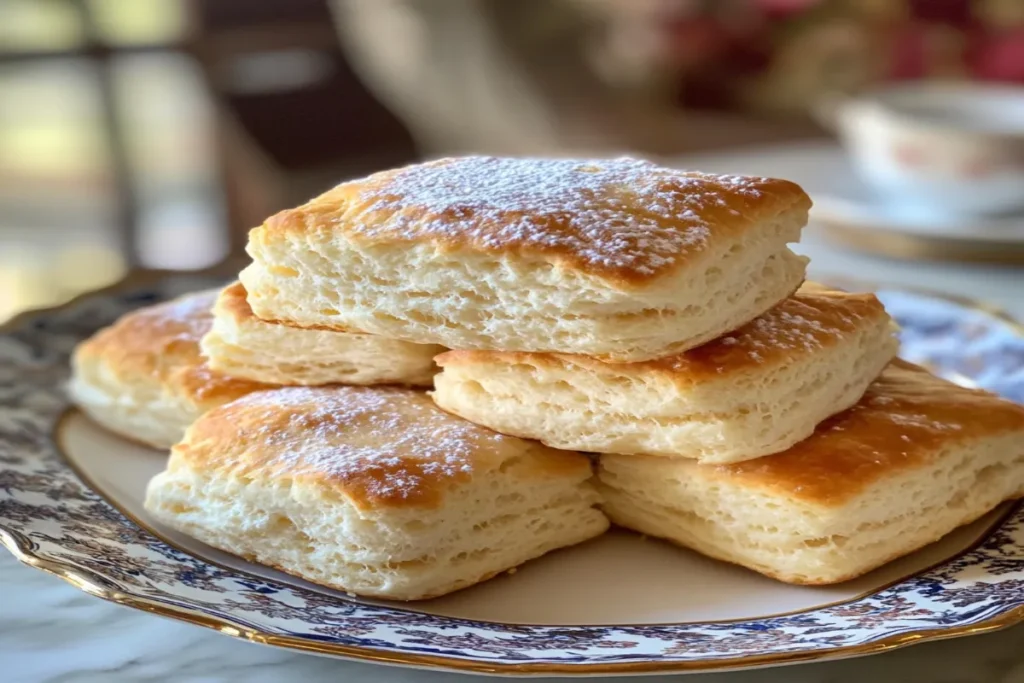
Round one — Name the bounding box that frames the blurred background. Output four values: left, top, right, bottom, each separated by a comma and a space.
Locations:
2, 0, 1023, 321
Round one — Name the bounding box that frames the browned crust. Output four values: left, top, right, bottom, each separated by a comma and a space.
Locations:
73, 290, 274, 408
214, 281, 256, 324
714, 359, 1024, 500
436, 285, 891, 383
252, 156, 811, 286
171, 385, 594, 511
603, 360, 1024, 506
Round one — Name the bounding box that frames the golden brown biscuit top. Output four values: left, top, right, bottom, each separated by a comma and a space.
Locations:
74, 290, 272, 406
717, 360, 1024, 504
437, 285, 893, 382
649, 287, 891, 377
172, 386, 593, 510
257, 156, 810, 285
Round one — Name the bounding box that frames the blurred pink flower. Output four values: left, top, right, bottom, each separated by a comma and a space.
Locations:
663, 16, 732, 66
752, 0, 823, 16
969, 29, 1024, 81
887, 23, 931, 79
908, 0, 972, 25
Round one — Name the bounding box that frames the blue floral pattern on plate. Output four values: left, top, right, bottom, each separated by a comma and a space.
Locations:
0, 272, 1022, 676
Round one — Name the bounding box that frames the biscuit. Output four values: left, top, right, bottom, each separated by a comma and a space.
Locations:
144, 386, 609, 600
68, 290, 273, 449
434, 285, 899, 463
597, 360, 1024, 584
201, 282, 443, 387
240, 156, 810, 361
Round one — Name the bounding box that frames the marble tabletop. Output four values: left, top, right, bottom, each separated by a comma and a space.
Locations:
4, 158, 1024, 682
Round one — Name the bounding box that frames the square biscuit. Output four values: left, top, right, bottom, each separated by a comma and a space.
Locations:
434, 285, 899, 463
144, 386, 608, 601
68, 290, 273, 449
201, 282, 444, 387
597, 361, 1024, 584
240, 156, 810, 361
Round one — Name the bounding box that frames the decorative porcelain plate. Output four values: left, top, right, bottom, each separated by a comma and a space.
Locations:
2, 269, 1023, 677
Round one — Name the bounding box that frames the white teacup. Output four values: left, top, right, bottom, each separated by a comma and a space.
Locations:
818, 83, 1024, 216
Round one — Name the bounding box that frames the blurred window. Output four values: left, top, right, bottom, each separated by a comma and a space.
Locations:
0, 0, 215, 322
113, 53, 225, 270
0, 0, 84, 51
87, 0, 187, 45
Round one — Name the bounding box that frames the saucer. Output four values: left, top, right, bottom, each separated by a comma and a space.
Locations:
668, 142, 1024, 263
812, 152, 1024, 232
812, 165, 1024, 263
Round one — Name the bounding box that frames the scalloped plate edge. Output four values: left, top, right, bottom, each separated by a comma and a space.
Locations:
2, 267, 1024, 677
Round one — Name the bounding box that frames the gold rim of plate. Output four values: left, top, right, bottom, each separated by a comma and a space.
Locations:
2, 264, 1024, 676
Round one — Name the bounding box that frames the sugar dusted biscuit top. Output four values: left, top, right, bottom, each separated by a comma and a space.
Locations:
657, 288, 889, 378
432, 284, 899, 463
72, 290, 271, 407
714, 360, 1024, 505
76, 290, 217, 369
257, 156, 810, 285
173, 386, 594, 511
596, 360, 1024, 585
148, 384, 609, 600
242, 156, 810, 360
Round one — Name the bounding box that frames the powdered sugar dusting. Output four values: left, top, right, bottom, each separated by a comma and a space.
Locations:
662, 290, 882, 372
81, 289, 270, 404
144, 290, 218, 343
92, 289, 218, 356
345, 157, 776, 279
884, 410, 964, 432
222, 387, 509, 507
724, 300, 855, 357
724, 362, 1024, 501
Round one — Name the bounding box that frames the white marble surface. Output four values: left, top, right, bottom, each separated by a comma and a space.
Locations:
4, 144, 1024, 681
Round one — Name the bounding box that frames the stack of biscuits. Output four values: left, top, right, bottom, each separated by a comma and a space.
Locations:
69, 156, 1024, 601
